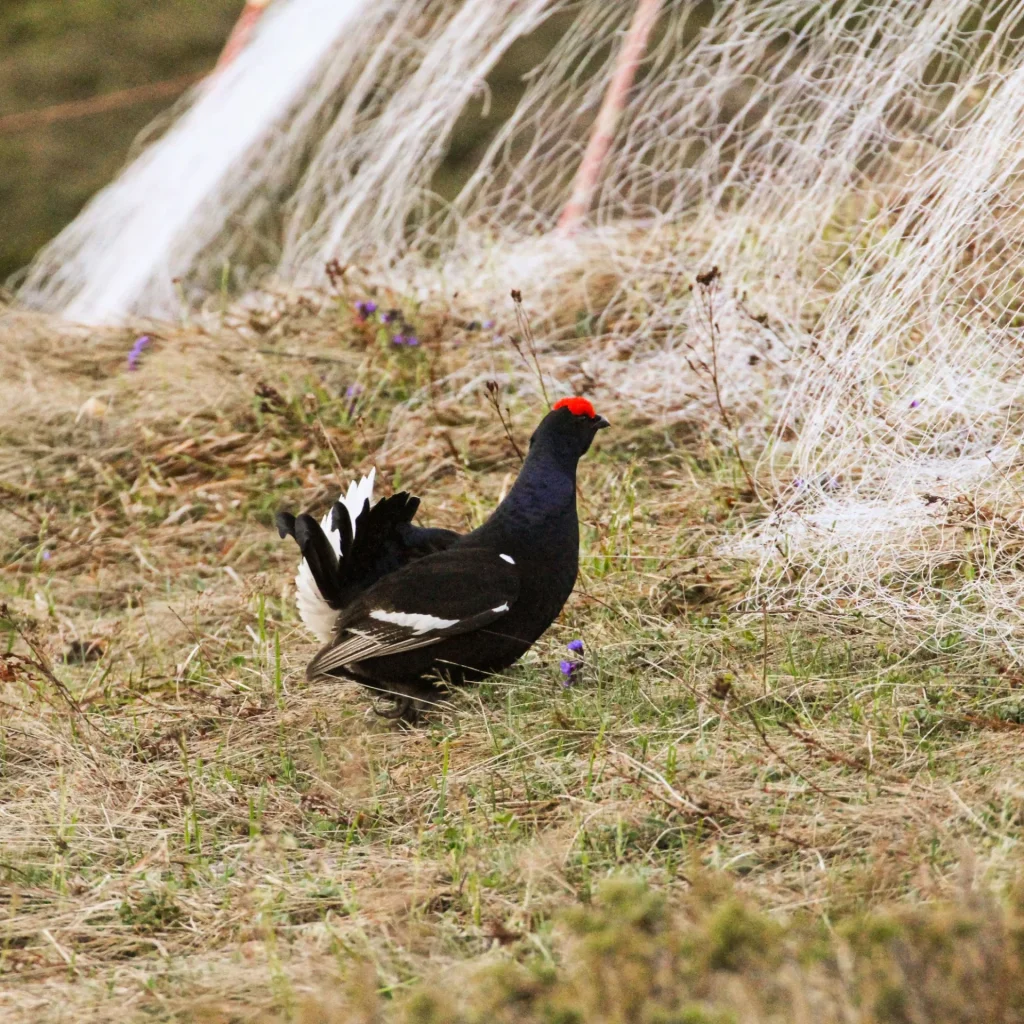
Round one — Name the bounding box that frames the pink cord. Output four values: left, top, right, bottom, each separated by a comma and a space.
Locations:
557, 0, 663, 234
216, 0, 272, 70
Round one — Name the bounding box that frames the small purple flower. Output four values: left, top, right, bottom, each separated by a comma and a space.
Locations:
910, 399, 920, 409
405, 336, 419, 347
42, 549, 52, 561
483, 320, 495, 330
793, 477, 805, 489
560, 659, 582, 687
345, 384, 362, 398
127, 335, 151, 371
356, 301, 377, 319
566, 638, 584, 653
392, 334, 406, 346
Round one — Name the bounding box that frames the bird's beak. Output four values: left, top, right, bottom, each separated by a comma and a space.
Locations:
594, 416, 611, 430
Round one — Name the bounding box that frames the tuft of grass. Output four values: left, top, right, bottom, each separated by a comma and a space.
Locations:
297, 876, 1024, 1023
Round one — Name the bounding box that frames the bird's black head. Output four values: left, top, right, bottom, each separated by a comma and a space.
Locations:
529, 397, 610, 462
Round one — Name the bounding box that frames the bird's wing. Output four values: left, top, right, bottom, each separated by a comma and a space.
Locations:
305, 546, 520, 678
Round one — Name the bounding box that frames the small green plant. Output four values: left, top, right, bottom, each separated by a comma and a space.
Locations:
118, 890, 183, 935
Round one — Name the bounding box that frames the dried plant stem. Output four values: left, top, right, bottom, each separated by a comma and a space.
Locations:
509, 289, 551, 407
557, 0, 664, 232
690, 269, 758, 495
216, 0, 271, 70
484, 381, 524, 463
0, 604, 104, 739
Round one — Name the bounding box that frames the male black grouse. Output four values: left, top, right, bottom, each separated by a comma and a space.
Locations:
276, 397, 609, 718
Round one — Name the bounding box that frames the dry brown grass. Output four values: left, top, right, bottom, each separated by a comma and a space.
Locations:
2, 291, 1024, 1022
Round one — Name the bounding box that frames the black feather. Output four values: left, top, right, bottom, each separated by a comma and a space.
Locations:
279, 401, 608, 720
293, 514, 343, 608
331, 499, 355, 562
307, 546, 519, 680
300, 403, 609, 715
276, 490, 461, 614
275, 510, 297, 540
397, 523, 461, 554
344, 492, 420, 579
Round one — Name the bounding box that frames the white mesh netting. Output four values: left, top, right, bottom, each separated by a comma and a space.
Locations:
16, 0, 1024, 655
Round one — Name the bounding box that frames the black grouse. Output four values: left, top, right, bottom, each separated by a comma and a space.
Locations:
276, 397, 609, 718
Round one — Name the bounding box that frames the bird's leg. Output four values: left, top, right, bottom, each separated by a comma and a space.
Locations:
374, 694, 413, 721
371, 682, 435, 724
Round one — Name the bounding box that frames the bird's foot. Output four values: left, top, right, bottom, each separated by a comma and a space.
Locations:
371, 684, 436, 724
374, 694, 414, 721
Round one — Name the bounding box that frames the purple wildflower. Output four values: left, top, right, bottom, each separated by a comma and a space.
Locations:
910, 399, 920, 409
127, 335, 151, 371
560, 659, 581, 687
356, 301, 377, 319
392, 334, 406, 346
345, 383, 362, 418
405, 336, 419, 347
566, 638, 584, 653
483, 320, 495, 330
42, 549, 52, 561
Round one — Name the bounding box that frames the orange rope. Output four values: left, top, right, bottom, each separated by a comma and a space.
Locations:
557, 0, 664, 234
216, 0, 272, 69
0, 73, 204, 134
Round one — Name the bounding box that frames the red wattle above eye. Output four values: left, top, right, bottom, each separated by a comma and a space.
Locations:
552, 396, 597, 419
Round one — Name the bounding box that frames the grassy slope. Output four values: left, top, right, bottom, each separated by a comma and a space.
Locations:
0, 284, 1023, 1022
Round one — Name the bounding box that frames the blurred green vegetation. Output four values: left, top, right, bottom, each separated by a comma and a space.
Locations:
0, 1, 569, 288
0, 0, 241, 280
0, 0, 567, 284
0, 3, 631, 287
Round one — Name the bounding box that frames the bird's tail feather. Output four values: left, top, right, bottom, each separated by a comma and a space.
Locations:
293, 513, 343, 607
277, 487, 420, 608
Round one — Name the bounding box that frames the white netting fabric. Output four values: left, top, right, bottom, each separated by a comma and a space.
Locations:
17, 0, 1024, 654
